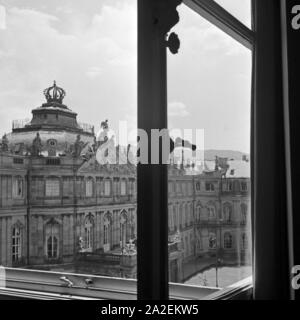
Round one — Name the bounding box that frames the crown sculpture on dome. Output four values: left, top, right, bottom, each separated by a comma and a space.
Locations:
43, 81, 66, 104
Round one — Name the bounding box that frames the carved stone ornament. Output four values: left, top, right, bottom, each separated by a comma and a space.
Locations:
47, 139, 57, 157
43, 81, 66, 104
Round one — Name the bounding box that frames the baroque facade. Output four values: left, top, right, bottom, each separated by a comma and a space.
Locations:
0, 82, 251, 282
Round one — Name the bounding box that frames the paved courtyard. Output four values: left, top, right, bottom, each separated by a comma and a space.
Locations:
185, 265, 252, 288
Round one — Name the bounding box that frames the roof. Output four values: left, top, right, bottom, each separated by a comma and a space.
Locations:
195, 160, 250, 178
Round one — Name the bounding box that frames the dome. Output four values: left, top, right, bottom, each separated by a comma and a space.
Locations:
8, 81, 95, 157
8, 130, 94, 157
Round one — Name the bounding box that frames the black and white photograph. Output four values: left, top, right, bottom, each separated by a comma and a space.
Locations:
0, 0, 299, 308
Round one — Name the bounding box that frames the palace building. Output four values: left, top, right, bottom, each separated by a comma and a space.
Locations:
0, 82, 250, 282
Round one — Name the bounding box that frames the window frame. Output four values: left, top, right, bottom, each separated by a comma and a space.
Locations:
12, 176, 24, 199
12, 226, 22, 263
45, 177, 60, 198
85, 178, 94, 198
1, 0, 257, 301
137, 0, 254, 300
45, 220, 60, 260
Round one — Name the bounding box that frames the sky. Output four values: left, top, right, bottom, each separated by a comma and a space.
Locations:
0, 0, 252, 153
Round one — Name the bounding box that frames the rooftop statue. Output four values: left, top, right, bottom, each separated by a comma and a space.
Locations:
73, 134, 83, 158
72, 134, 89, 158
1, 134, 9, 152
97, 119, 110, 147
101, 119, 109, 130
31, 132, 43, 157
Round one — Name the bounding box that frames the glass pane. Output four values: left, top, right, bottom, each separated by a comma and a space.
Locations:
167, 4, 252, 292
214, 0, 252, 28
0, 0, 137, 296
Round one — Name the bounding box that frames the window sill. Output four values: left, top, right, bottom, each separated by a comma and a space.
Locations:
2, 268, 252, 300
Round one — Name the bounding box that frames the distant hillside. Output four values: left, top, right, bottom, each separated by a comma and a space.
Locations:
203, 150, 249, 161
121, 145, 249, 162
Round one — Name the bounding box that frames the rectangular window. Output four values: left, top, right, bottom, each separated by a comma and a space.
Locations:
120, 180, 127, 196
86, 179, 93, 197
62, 177, 73, 198
45, 179, 60, 197
13, 177, 23, 198
168, 2, 252, 291
104, 180, 111, 197
96, 177, 102, 197
12, 227, 22, 262
205, 182, 215, 192
0, 0, 257, 301
241, 181, 248, 191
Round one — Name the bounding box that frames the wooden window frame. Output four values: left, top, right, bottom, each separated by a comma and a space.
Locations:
2, 0, 293, 301
137, 0, 254, 300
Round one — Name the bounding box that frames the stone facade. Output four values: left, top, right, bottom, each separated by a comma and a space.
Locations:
0, 83, 251, 282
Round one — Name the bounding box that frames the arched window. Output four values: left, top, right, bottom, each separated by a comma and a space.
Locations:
47, 236, 58, 259
120, 180, 127, 196
241, 233, 248, 250
45, 177, 60, 197
173, 206, 177, 230
224, 233, 233, 249
84, 215, 94, 251
45, 220, 59, 259
104, 179, 111, 196
241, 203, 248, 224
103, 213, 112, 252
223, 203, 232, 222
12, 226, 22, 262
208, 205, 216, 220
181, 204, 185, 227
196, 202, 202, 221
120, 211, 128, 248
86, 178, 93, 197
190, 203, 193, 223
185, 203, 189, 226
185, 235, 189, 256
13, 176, 23, 198
190, 234, 193, 254
170, 206, 174, 230
179, 204, 183, 228
176, 181, 181, 194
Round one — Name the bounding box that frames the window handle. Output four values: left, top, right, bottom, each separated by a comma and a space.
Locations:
60, 276, 73, 287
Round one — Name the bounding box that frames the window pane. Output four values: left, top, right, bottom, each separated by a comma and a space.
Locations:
214, 0, 252, 28
45, 179, 60, 197
0, 0, 137, 297
167, 4, 252, 291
